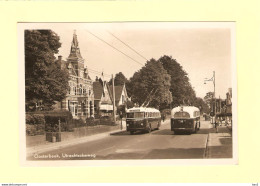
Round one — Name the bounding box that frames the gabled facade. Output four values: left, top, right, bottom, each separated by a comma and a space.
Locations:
93, 79, 113, 117
55, 31, 94, 119
109, 83, 129, 107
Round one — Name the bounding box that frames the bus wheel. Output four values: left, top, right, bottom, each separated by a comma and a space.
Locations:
194, 124, 198, 133
147, 125, 151, 133
130, 131, 134, 135
156, 123, 160, 130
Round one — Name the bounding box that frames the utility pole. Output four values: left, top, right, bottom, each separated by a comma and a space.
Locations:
112, 74, 116, 123
204, 71, 217, 130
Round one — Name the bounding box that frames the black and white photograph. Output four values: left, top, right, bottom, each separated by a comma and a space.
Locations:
19, 22, 236, 164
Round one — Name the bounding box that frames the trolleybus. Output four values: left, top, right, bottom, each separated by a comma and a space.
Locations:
126, 107, 161, 135
171, 106, 200, 134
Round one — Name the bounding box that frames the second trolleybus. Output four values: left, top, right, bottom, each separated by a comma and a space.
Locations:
171, 106, 200, 134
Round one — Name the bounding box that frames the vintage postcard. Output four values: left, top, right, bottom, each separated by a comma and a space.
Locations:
18, 22, 237, 166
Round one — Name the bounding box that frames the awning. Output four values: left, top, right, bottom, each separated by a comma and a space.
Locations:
100, 104, 113, 111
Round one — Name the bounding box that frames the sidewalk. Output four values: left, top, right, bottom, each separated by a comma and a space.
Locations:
205, 125, 233, 158
26, 119, 170, 157
26, 121, 127, 157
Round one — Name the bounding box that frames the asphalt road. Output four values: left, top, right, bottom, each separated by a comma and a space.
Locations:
28, 120, 213, 160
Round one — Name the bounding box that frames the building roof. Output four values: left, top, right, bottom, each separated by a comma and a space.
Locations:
93, 81, 104, 100
56, 57, 92, 80
67, 31, 83, 59
109, 85, 124, 103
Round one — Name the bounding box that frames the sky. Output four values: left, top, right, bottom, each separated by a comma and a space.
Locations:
21, 22, 234, 99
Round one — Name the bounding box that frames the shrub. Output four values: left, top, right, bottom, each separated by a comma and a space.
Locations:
26, 124, 36, 136
26, 113, 45, 125
33, 114, 45, 124
28, 110, 73, 132
72, 118, 86, 128
26, 114, 35, 125
86, 117, 95, 126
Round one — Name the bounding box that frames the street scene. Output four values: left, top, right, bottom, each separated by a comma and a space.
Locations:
22, 22, 234, 162
27, 118, 232, 160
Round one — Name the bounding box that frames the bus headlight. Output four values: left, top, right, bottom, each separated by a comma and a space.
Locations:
140, 123, 143, 126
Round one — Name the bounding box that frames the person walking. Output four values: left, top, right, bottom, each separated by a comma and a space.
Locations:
162, 113, 165, 122
215, 120, 219, 133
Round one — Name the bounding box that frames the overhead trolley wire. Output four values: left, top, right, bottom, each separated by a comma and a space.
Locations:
88, 70, 111, 78
88, 68, 110, 77
86, 30, 144, 66
107, 31, 148, 61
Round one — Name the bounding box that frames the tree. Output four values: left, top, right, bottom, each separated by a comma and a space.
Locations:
25, 30, 69, 111
109, 72, 128, 86
193, 97, 210, 114
204, 92, 214, 107
128, 59, 172, 109
159, 55, 196, 107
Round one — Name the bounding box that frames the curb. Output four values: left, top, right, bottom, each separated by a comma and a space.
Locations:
26, 119, 170, 156
27, 128, 125, 157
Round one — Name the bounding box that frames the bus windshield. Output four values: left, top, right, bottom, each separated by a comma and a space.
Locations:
174, 112, 190, 118
127, 112, 145, 119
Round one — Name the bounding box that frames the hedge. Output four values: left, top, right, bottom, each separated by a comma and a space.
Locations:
26, 114, 45, 125
26, 110, 73, 133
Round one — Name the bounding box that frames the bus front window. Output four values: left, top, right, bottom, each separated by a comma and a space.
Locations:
127, 112, 144, 118
127, 113, 134, 118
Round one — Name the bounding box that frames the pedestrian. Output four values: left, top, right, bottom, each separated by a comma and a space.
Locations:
162, 113, 165, 122
215, 121, 219, 133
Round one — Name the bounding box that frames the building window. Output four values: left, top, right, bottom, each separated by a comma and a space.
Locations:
79, 84, 82, 95
122, 95, 125, 104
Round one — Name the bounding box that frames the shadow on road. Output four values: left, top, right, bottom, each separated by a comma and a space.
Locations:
110, 130, 147, 136
96, 147, 206, 159
151, 129, 173, 135
219, 137, 232, 145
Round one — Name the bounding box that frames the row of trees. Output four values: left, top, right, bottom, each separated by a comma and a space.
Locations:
109, 56, 209, 113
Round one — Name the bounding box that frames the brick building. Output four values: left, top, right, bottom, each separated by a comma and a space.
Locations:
214, 88, 232, 124
55, 31, 94, 119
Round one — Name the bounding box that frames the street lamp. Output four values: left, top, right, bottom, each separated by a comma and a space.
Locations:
204, 71, 216, 127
